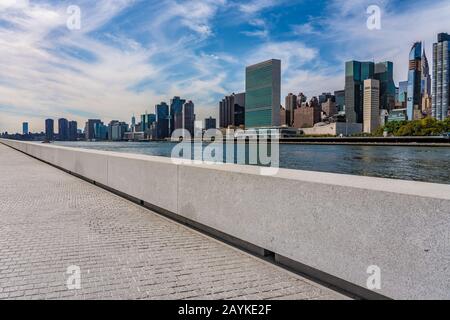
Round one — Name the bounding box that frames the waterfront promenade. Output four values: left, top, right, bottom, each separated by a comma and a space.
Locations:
0, 143, 342, 300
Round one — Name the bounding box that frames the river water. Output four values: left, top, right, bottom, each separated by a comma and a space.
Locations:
53, 141, 450, 185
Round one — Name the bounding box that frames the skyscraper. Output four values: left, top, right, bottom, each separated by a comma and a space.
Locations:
334, 90, 345, 112
285, 93, 297, 126
345, 61, 374, 123
170, 96, 186, 133
245, 59, 281, 128
398, 81, 408, 106
155, 102, 170, 139
45, 119, 54, 141
219, 93, 245, 128
432, 33, 450, 120
318, 92, 335, 104
84, 119, 102, 140
141, 113, 156, 133
131, 114, 136, 132
374, 61, 396, 111
205, 117, 216, 130
407, 42, 422, 120
68, 121, 77, 141
183, 100, 195, 135
422, 49, 431, 97
58, 118, 69, 141
22, 122, 29, 135
363, 79, 380, 134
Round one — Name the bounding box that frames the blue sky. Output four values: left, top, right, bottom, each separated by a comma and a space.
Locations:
1, 0, 450, 132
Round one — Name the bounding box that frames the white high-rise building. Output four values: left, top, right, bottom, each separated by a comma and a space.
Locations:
363, 79, 380, 134
432, 33, 450, 120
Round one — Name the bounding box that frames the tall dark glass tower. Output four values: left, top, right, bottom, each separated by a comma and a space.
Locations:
219, 93, 245, 128
45, 119, 54, 141
432, 33, 450, 120
345, 61, 374, 123
183, 101, 195, 136
155, 102, 169, 139
58, 118, 69, 141
68, 121, 77, 141
374, 61, 396, 111
407, 42, 422, 120
170, 96, 186, 133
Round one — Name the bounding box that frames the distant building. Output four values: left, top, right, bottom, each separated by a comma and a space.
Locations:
293, 100, 321, 128
318, 92, 335, 104
407, 42, 422, 120
45, 119, 54, 141
219, 93, 245, 128
205, 117, 216, 130
93, 122, 107, 140
321, 99, 337, 118
334, 90, 345, 112
131, 114, 136, 132
245, 59, 281, 128
155, 102, 170, 139
22, 122, 29, 135
108, 121, 128, 141
141, 113, 156, 133
432, 32, 450, 120
174, 113, 183, 133
422, 49, 432, 99
58, 118, 69, 141
398, 81, 408, 106
68, 121, 77, 141
374, 61, 396, 111
84, 119, 102, 140
345, 61, 374, 123
297, 92, 307, 107
183, 101, 195, 136
300, 122, 362, 136
170, 96, 186, 133
280, 106, 288, 126
284, 93, 297, 126
363, 79, 380, 134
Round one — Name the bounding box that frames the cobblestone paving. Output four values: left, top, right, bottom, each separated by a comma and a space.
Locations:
0, 143, 344, 300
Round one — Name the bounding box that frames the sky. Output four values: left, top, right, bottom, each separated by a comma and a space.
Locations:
1, 0, 450, 133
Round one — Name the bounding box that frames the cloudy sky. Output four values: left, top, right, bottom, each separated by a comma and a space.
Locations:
1, 0, 450, 133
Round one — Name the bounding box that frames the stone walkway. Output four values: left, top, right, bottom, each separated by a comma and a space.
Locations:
0, 142, 344, 300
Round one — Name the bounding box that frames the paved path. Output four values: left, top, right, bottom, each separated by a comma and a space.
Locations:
0, 143, 343, 300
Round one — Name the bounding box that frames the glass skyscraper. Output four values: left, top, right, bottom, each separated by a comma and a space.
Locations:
170, 96, 186, 133
432, 33, 450, 120
398, 81, 408, 104
45, 119, 54, 141
155, 102, 169, 139
58, 118, 69, 141
374, 61, 396, 111
345, 61, 374, 123
219, 92, 245, 128
334, 90, 345, 112
245, 59, 281, 128
22, 122, 28, 135
407, 42, 422, 120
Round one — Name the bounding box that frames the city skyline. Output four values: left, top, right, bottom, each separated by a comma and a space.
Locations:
1, 0, 450, 133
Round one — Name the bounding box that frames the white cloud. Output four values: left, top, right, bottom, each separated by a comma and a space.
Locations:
0, 0, 231, 133
237, 0, 278, 14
